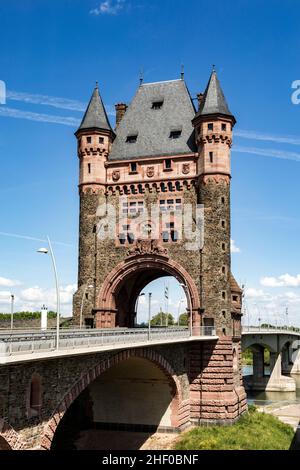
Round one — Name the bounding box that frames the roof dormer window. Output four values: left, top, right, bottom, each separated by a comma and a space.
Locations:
169, 129, 182, 139
152, 100, 164, 110
126, 134, 138, 144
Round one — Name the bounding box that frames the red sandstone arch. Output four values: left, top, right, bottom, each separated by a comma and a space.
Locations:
0, 421, 26, 450
97, 254, 201, 316
40, 348, 187, 450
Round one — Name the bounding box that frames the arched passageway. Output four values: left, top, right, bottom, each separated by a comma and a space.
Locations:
50, 355, 179, 450
95, 255, 200, 329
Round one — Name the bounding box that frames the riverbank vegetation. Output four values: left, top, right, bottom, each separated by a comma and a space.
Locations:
242, 348, 270, 366
174, 406, 295, 450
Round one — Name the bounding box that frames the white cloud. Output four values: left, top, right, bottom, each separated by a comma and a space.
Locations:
245, 288, 269, 299
0, 106, 80, 127
7, 90, 86, 112
0, 291, 17, 304
235, 129, 300, 146
0, 231, 73, 247
0, 276, 21, 287
17, 284, 77, 315
243, 286, 300, 327
231, 239, 241, 253
232, 145, 300, 163
90, 0, 126, 15
20, 284, 76, 305
260, 274, 300, 288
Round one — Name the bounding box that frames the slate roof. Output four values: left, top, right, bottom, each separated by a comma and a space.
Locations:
196, 70, 233, 118
109, 79, 197, 161
230, 274, 243, 293
76, 84, 113, 133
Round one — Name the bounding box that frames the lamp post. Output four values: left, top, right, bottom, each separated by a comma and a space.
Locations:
134, 292, 145, 327
10, 294, 14, 330
177, 298, 185, 326
79, 284, 94, 329
180, 282, 192, 336
37, 236, 60, 350
148, 292, 152, 340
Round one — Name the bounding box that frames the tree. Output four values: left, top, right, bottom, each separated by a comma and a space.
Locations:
150, 312, 175, 326
178, 312, 188, 326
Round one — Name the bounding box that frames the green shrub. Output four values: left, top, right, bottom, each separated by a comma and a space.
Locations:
174, 407, 294, 450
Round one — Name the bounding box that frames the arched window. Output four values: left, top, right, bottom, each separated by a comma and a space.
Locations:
28, 374, 42, 417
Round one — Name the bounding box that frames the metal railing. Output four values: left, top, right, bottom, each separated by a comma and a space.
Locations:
0, 326, 216, 357
242, 326, 300, 335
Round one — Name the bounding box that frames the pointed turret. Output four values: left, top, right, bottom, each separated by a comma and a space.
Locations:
76, 83, 113, 135
193, 69, 236, 178
196, 69, 235, 122
75, 83, 114, 190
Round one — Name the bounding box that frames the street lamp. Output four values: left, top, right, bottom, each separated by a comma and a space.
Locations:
134, 292, 145, 327
180, 282, 192, 336
37, 236, 60, 350
79, 284, 94, 329
148, 292, 152, 340
177, 298, 185, 326
10, 294, 14, 330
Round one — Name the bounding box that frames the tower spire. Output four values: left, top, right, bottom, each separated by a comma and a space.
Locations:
75, 84, 113, 135
196, 69, 235, 122
181, 64, 184, 80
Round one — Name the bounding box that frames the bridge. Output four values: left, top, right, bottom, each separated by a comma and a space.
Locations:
241, 326, 300, 392
0, 326, 216, 364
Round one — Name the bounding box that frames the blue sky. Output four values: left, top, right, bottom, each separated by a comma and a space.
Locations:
0, 0, 300, 325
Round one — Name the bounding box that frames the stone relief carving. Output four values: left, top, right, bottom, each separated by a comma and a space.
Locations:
112, 170, 120, 181
128, 239, 168, 256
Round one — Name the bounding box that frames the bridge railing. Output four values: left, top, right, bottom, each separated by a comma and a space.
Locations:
242, 325, 300, 334
0, 326, 216, 357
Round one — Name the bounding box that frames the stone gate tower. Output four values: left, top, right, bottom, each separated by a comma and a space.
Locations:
73, 70, 247, 423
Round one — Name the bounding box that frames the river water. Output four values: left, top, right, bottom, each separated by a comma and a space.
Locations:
243, 365, 300, 405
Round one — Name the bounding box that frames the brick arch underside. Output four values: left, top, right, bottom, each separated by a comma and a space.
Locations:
97, 254, 201, 313
40, 348, 189, 450
0, 421, 26, 450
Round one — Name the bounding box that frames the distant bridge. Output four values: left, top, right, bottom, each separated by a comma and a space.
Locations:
241, 326, 300, 392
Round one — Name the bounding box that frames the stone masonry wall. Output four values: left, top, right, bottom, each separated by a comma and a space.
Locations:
199, 177, 232, 335
0, 339, 247, 449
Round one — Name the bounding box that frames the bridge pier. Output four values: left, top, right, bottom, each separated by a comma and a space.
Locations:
267, 351, 296, 392
290, 347, 300, 374
244, 345, 296, 392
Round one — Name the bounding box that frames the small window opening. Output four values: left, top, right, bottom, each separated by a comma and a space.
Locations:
233, 295, 238, 302
222, 123, 227, 131
87, 136, 92, 144
222, 291, 226, 300
152, 100, 164, 110
169, 130, 182, 139
222, 243, 226, 251
88, 163, 91, 174
208, 123, 214, 131
164, 159, 172, 169
99, 137, 104, 144
209, 151, 214, 163
130, 162, 137, 173
126, 135, 138, 143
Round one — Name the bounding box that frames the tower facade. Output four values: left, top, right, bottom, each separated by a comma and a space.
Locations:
73, 71, 247, 423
